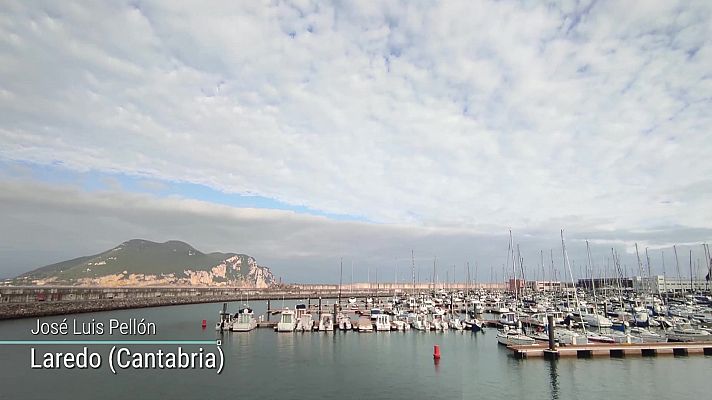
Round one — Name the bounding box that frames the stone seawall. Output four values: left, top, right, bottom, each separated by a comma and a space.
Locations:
0, 287, 405, 320
0, 295, 239, 320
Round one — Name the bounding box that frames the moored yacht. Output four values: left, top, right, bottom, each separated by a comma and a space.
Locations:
231, 307, 257, 332
666, 323, 711, 342
357, 315, 373, 332
276, 308, 296, 332
582, 313, 613, 328
337, 313, 352, 331
375, 314, 391, 331
499, 312, 518, 326
296, 313, 314, 332
496, 326, 536, 346
629, 327, 667, 343
411, 314, 429, 331
319, 313, 335, 331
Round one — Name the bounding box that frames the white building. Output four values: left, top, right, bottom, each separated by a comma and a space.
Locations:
632, 275, 709, 293
525, 280, 564, 292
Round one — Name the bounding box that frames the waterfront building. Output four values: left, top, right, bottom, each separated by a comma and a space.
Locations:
632, 275, 709, 293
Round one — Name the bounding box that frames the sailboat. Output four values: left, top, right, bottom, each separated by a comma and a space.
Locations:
497, 325, 536, 346
496, 231, 533, 346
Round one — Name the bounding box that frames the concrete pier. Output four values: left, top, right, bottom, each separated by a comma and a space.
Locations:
509, 342, 712, 359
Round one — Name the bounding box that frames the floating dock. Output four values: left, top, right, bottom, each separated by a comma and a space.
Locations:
509, 341, 712, 359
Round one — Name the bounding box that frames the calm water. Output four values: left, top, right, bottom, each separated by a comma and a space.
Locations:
0, 301, 710, 399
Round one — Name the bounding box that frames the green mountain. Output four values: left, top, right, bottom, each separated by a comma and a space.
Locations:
16, 239, 276, 287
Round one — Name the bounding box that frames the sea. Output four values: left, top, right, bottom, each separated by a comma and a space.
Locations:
0, 300, 710, 400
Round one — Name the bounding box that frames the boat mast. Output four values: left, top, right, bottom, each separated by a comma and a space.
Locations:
517, 244, 525, 297
550, 249, 555, 295
702, 243, 712, 289
393, 259, 398, 299
466, 261, 471, 293
475, 261, 479, 291
586, 240, 600, 333
338, 258, 343, 311
674, 245, 682, 296
689, 250, 694, 293
510, 230, 518, 313
645, 247, 653, 297
635, 243, 644, 292
561, 230, 586, 331
411, 250, 416, 298
661, 250, 667, 303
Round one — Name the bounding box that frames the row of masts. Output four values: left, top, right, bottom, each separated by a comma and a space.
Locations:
336, 235, 712, 296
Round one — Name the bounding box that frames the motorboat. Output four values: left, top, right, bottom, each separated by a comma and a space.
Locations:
357, 316, 373, 332
276, 308, 296, 332
296, 313, 314, 332
231, 307, 257, 332
338, 314, 352, 331
375, 314, 391, 331
215, 306, 233, 331
391, 320, 408, 331
319, 313, 335, 331
370, 307, 382, 321
411, 314, 430, 331
499, 312, 518, 326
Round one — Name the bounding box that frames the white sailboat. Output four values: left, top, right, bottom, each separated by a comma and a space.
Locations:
629, 327, 667, 343
496, 325, 536, 346
666, 323, 711, 342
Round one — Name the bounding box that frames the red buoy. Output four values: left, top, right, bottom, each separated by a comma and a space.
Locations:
201, 319, 207, 329
433, 345, 441, 359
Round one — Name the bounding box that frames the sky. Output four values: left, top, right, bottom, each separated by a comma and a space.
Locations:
1, 0, 711, 282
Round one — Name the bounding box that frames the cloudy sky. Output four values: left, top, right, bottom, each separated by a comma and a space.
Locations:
1, 0, 711, 282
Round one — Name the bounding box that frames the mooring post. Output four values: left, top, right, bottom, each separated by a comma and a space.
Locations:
319, 297, 322, 319
267, 299, 271, 322
548, 314, 555, 351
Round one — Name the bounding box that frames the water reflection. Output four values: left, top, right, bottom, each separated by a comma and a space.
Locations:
548, 359, 559, 400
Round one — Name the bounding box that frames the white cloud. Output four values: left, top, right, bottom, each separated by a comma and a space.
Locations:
0, 1, 711, 273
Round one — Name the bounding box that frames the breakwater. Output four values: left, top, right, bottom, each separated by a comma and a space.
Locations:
0, 286, 408, 320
